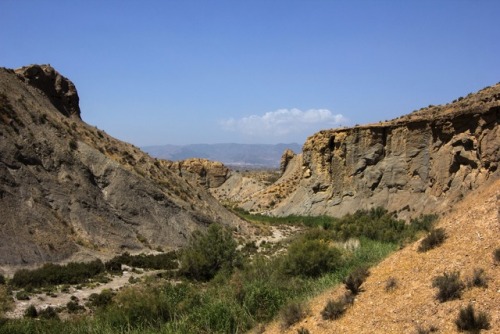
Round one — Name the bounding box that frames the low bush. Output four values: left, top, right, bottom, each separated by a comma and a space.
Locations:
0, 286, 13, 317
11, 260, 105, 288
39, 306, 58, 320
418, 228, 447, 252
15, 290, 30, 301
297, 327, 310, 334
432, 271, 465, 302
24, 305, 38, 318
88, 289, 114, 308
415, 324, 438, 334
467, 268, 488, 288
385, 277, 398, 291
66, 300, 85, 314
455, 303, 490, 332
493, 248, 500, 263
282, 239, 342, 278
0, 274, 5, 285
321, 297, 349, 320
344, 266, 370, 295
107, 251, 178, 271
281, 301, 307, 329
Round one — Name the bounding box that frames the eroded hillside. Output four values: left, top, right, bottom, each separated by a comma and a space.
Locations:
236, 84, 500, 219
0, 65, 245, 270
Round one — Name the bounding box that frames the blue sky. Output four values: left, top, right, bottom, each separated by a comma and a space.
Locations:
1, 1, 499, 146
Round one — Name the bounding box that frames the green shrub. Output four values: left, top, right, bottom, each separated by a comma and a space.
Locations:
38, 306, 58, 320
66, 300, 85, 313
455, 303, 490, 333
281, 301, 307, 329
432, 271, 465, 302
180, 223, 239, 281
108, 251, 178, 271
15, 290, 30, 301
24, 305, 37, 318
0, 274, 5, 285
11, 259, 105, 288
344, 266, 370, 295
88, 289, 114, 308
418, 228, 447, 252
297, 327, 310, 334
282, 239, 342, 277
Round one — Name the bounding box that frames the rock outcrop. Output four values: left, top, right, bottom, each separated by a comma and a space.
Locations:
15, 64, 80, 118
280, 149, 296, 175
241, 84, 500, 219
166, 158, 230, 188
0, 65, 245, 268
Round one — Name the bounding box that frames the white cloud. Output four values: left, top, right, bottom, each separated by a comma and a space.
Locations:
220, 108, 347, 140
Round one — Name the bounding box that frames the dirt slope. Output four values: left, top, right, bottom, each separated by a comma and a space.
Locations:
0, 65, 246, 270
262, 177, 499, 334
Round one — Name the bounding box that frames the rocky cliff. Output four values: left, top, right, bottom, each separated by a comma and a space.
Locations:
240, 84, 500, 219
0, 65, 245, 268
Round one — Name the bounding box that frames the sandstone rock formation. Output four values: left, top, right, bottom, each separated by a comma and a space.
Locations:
166, 158, 230, 188
239, 84, 500, 219
0, 65, 245, 269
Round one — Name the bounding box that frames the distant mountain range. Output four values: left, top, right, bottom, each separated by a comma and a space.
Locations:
142, 143, 302, 168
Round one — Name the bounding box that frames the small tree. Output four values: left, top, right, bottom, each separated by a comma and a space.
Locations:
180, 223, 239, 281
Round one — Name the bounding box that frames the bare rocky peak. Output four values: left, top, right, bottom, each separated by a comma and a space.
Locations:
0, 65, 245, 270
15, 64, 80, 118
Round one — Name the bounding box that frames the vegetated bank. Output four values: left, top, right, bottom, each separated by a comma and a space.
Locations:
0, 208, 437, 333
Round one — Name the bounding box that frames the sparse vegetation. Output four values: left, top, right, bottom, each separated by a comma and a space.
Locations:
493, 248, 500, 263
467, 268, 488, 288
418, 228, 447, 252
455, 303, 491, 333
281, 301, 307, 329
321, 296, 350, 320
432, 271, 465, 302
344, 266, 370, 295
385, 276, 398, 291
415, 324, 438, 334
297, 327, 310, 334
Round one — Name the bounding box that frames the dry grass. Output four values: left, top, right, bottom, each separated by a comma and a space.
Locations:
261, 178, 500, 333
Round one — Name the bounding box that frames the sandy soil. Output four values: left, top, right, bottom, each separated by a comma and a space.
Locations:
5, 268, 160, 318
